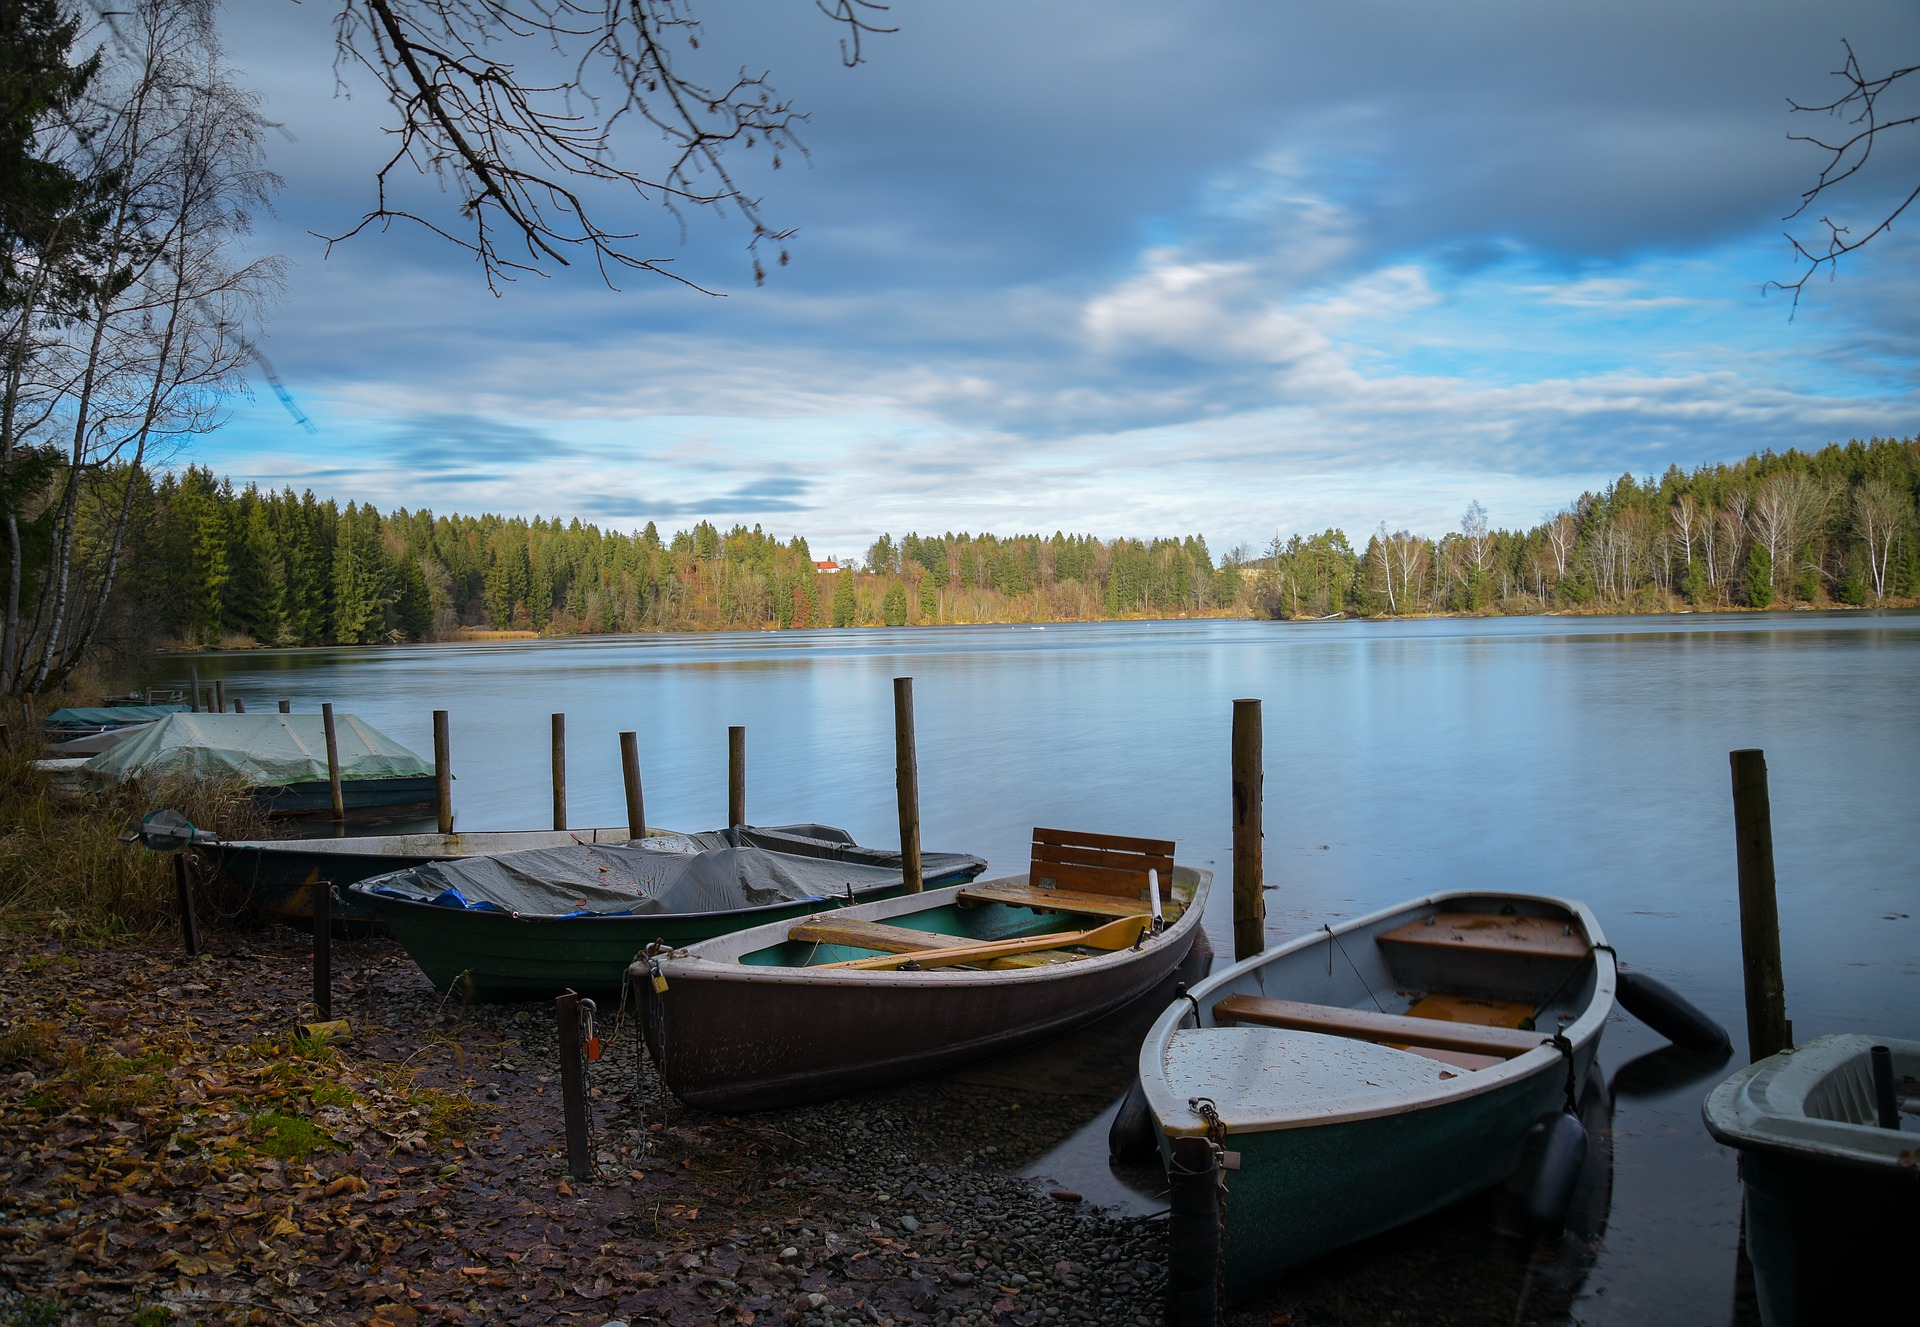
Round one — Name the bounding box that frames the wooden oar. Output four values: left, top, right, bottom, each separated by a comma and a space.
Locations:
817, 914, 1150, 970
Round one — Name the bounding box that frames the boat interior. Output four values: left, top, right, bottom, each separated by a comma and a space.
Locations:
743, 828, 1193, 971
1194, 895, 1600, 1075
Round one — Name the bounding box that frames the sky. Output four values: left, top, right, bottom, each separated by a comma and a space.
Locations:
196, 0, 1920, 561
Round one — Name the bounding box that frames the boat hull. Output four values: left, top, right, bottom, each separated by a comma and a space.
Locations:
641, 867, 1211, 1112
252, 775, 440, 815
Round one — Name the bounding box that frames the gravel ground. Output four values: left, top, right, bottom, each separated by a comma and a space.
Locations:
2, 928, 1609, 1326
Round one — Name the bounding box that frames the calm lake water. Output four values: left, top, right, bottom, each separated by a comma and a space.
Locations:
189, 612, 1919, 1324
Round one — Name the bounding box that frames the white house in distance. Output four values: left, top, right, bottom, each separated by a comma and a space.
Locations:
813, 559, 843, 574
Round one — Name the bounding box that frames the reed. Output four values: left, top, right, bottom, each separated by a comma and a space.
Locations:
0, 740, 266, 940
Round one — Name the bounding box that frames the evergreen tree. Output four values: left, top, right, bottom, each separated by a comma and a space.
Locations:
882, 580, 908, 626
830, 568, 857, 627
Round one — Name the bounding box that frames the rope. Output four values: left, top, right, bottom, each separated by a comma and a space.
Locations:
1324, 924, 1387, 1013
1549, 1033, 1579, 1114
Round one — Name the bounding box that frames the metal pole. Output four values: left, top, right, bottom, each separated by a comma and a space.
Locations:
728, 725, 746, 828
620, 732, 646, 840
313, 882, 332, 1022
893, 677, 923, 893
173, 854, 202, 957
1231, 698, 1266, 961
321, 702, 346, 823
1730, 749, 1790, 1061
551, 713, 567, 831
433, 710, 453, 834
555, 990, 591, 1180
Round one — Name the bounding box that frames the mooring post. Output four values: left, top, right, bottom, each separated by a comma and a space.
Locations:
433, 710, 453, 834
893, 677, 924, 892
202, 687, 214, 713
1167, 1136, 1224, 1327
278, 699, 291, 714
232, 696, 246, 714
188, 666, 200, 712
1730, 749, 1790, 1061
551, 713, 568, 831
313, 882, 332, 1022
728, 725, 746, 828
213, 680, 226, 714
1231, 697, 1266, 962
172, 853, 202, 957
620, 731, 646, 840
555, 989, 592, 1180
321, 702, 346, 823
143, 687, 153, 706
0, 723, 10, 751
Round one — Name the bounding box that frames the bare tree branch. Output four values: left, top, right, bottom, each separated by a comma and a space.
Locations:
1769, 38, 1920, 311
323, 0, 895, 293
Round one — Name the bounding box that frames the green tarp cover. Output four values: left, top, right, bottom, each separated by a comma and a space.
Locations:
82, 712, 431, 787
43, 705, 187, 729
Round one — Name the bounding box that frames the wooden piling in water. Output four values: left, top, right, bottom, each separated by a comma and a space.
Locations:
728, 725, 746, 827
143, 687, 153, 706
1730, 749, 1790, 1062
232, 696, 246, 714
278, 699, 291, 714
321, 703, 346, 823
188, 666, 200, 712
213, 680, 226, 714
433, 711, 452, 834
551, 713, 567, 831
620, 732, 646, 841
555, 990, 591, 1180
894, 677, 924, 893
1231, 698, 1266, 961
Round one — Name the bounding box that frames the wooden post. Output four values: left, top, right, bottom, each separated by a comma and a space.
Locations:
555, 990, 591, 1180
232, 696, 246, 714
321, 702, 346, 822
728, 725, 746, 828
313, 882, 332, 1022
188, 666, 200, 712
202, 687, 214, 713
173, 854, 202, 957
213, 680, 226, 714
1231, 698, 1266, 961
551, 713, 567, 831
1167, 1136, 1223, 1327
1731, 749, 1790, 1062
620, 732, 646, 840
433, 710, 453, 835
893, 677, 924, 893
143, 687, 153, 706
278, 699, 290, 714
0, 723, 10, 751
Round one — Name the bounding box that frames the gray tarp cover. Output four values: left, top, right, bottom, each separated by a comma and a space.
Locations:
82, 712, 431, 787
353, 825, 987, 917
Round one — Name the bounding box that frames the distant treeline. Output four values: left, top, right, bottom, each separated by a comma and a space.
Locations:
100, 434, 1920, 651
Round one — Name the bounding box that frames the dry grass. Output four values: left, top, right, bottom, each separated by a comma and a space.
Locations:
0, 737, 267, 940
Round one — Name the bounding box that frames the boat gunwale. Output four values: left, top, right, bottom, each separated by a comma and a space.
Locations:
638, 866, 1212, 991
1702, 1033, 1920, 1173
1140, 888, 1615, 1137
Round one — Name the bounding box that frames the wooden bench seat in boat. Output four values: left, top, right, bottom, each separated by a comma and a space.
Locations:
1210, 994, 1552, 1060
961, 827, 1178, 919
957, 880, 1159, 918
1374, 912, 1588, 961
787, 917, 960, 954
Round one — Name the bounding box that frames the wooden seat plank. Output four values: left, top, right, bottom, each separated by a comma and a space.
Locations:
1375, 912, 1589, 961
1030, 826, 1176, 900
958, 880, 1155, 918
787, 917, 960, 954
1211, 994, 1549, 1060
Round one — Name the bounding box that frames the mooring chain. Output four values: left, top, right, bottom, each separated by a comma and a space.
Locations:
1549, 1032, 1579, 1114
1188, 1096, 1231, 1321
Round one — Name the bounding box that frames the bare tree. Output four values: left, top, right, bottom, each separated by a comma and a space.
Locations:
1772, 40, 1920, 310
1, 1, 282, 693
325, 0, 895, 291
1747, 472, 1830, 596
1711, 491, 1750, 602
1669, 493, 1699, 572
1853, 477, 1910, 602
1459, 499, 1490, 578
1541, 509, 1577, 585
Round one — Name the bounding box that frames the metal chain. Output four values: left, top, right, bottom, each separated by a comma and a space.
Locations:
1190, 1098, 1230, 1321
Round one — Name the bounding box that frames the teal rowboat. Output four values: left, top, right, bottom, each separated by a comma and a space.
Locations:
1137, 891, 1614, 1302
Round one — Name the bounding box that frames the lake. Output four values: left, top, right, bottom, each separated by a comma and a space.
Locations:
187, 611, 1920, 1324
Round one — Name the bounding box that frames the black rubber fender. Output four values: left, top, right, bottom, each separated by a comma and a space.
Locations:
1107, 1077, 1160, 1164
1617, 969, 1732, 1055
1520, 1111, 1589, 1239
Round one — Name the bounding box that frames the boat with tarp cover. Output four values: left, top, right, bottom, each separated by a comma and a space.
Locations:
349, 824, 988, 1001
1135, 890, 1614, 1303
635, 828, 1211, 1112
80, 712, 435, 814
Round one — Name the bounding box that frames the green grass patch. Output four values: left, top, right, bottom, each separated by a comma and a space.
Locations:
249, 1110, 334, 1161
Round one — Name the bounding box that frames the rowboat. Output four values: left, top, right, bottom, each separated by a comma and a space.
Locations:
209, 824, 653, 924
1136, 891, 1614, 1303
1703, 1033, 1918, 1327
348, 825, 989, 1002
636, 828, 1212, 1112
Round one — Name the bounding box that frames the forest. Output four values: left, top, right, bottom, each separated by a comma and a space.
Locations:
42, 434, 1902, 663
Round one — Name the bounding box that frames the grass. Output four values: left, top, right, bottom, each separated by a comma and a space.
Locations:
0, 736, 266, 939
